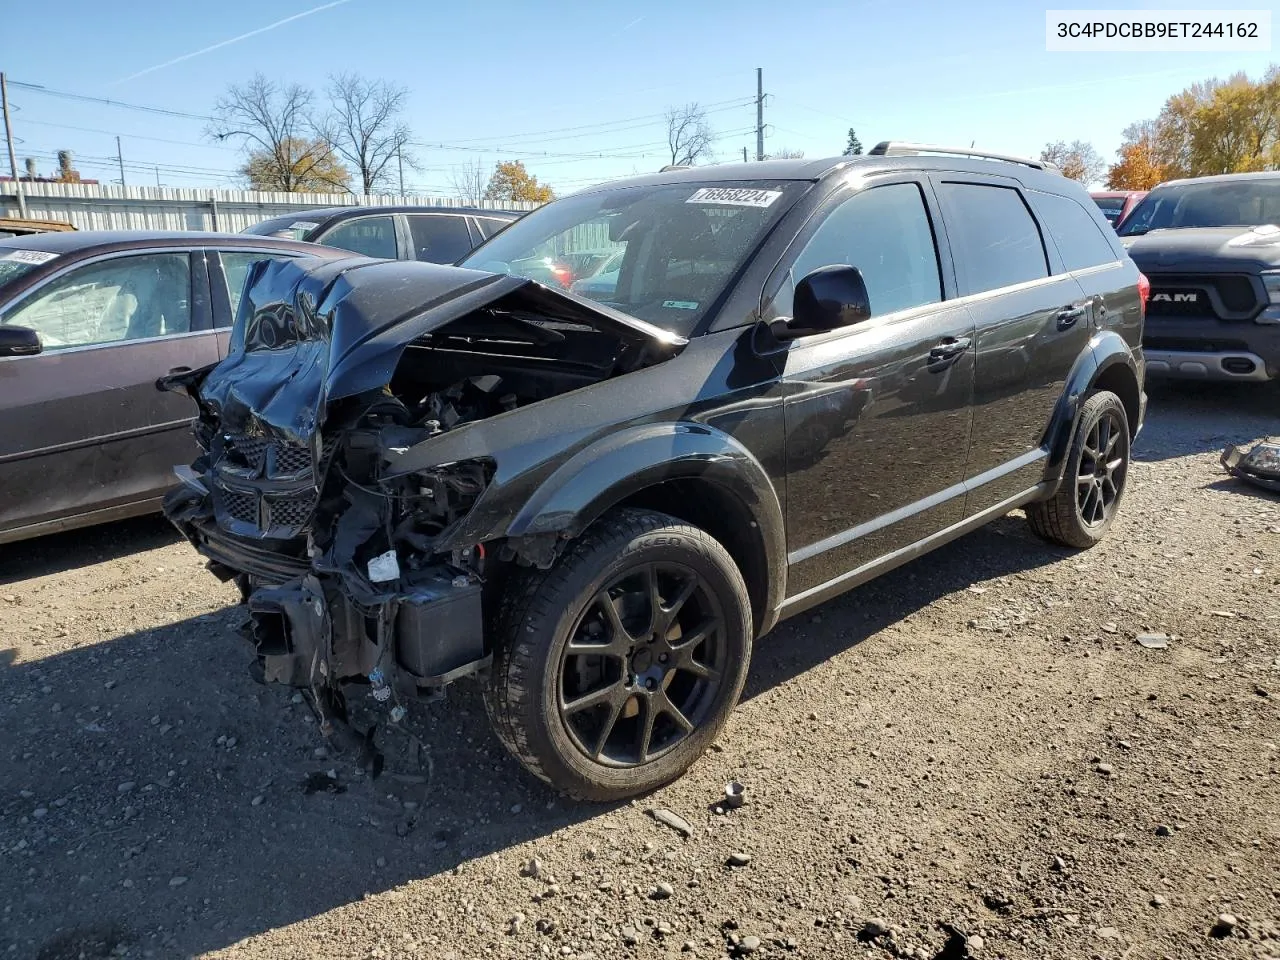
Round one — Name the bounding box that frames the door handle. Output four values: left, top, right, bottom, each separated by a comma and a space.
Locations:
1056, 305, 1086, 330
168, 365, 193, 376
928, 337, 971, 365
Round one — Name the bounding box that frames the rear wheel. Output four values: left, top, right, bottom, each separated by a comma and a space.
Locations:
1027, 389, 1130, 548
484, 508, 752, 801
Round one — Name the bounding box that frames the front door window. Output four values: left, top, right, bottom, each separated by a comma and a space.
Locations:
3, 253, 191, 348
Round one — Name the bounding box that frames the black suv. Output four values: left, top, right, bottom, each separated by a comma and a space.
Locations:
165, 143, 1146, 800
243, 205, 522, 264
1118, 171, 1280, 381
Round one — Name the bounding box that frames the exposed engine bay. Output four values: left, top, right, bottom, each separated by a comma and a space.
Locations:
162, 256, 684, 746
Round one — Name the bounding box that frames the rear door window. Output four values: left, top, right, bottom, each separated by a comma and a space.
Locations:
218, 251, 302, 322
406, 215, 474, 263
1029, 191, 1120, 272
318, 216, 397, 258
937, 182, 1048, 295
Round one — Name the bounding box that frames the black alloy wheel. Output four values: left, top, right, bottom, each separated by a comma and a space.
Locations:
484, 508, 752, 801
558, 561, 725, 767
1026, 389, 1131, 549
1076, 406, 1127, 528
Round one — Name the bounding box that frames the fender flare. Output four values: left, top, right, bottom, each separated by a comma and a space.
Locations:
505, 421, 788, 625
1043, 330, 1142, 485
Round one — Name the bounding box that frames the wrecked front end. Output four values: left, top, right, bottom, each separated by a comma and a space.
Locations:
163, 256, 682, 710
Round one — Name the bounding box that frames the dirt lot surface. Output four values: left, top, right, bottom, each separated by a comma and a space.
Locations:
2, 381, 1277, 960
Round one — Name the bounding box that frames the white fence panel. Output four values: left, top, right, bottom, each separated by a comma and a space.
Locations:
0, 182, 540, 234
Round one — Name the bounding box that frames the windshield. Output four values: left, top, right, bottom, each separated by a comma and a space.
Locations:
242, 216, 320, 240
459, 180, 807, 335
0, 249, 59, 295
1118, 179, 1280, 235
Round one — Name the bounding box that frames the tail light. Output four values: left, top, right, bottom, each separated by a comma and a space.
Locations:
550, 265, 573, 288
1137, 272, 1150, 316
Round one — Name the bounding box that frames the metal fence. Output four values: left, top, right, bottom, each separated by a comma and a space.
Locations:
0, 182, 541, 234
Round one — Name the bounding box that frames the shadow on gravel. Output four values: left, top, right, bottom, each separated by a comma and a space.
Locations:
1, 599, 617, 959
0, 515, 178, 586
0, 509, 1071, 959
744, 513, 1068, 700
1134, 380, 1279, 463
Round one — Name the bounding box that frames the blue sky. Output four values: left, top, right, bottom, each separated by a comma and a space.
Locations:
2, 0, 1274, 195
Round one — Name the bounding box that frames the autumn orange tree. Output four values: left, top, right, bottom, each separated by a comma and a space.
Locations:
241, 137, 350, 193
1117, 65, 1280, 183
484, 161, 554, 204
1106, 122, 1167, 190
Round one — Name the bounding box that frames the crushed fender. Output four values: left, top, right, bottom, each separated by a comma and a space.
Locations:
162, 256, 684, 744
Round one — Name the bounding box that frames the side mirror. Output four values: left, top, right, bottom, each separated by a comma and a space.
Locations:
771, 265, 871, 340
0, 324, 42, 357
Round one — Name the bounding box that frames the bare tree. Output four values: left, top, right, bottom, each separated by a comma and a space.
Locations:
766, 146, 805, 159
665, 103, 714, 166
321, 73, 414, 195
208, 74, 348, 193
1040, 139, 1106, 185
448, 158, 491, 205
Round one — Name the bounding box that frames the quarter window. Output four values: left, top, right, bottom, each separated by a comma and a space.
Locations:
1029, 191, 1119, 272
319, 216, 397, 259
787, 182, 942, 318
937, 183, 1048, 294
474, 217, 513, 239
407, 215, 473, 263
2, 253, 191, 349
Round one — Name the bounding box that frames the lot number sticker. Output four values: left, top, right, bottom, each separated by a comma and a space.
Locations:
686, 187, 782, 208
0, 249, 58, 265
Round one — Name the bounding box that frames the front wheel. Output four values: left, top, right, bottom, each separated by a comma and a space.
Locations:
1027, 389, 1131, 549
484, 508, 752, 801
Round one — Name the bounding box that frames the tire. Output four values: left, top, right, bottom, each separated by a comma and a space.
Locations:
484, 508, 752, 801
1027, 389, 1131, 549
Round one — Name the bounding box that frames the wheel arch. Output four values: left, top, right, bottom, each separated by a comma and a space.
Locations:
1043, 331, 1142, 486
503, 422, 787, 637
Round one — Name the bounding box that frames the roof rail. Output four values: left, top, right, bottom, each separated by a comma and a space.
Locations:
868, 141, 1053, 171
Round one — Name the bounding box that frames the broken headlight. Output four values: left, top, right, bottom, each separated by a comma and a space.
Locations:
1222, 439, 1280, 493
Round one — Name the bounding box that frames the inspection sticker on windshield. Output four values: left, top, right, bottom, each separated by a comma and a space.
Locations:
663, 300, 699, 310
0, 249, 58, 265
289, 220, 320, 231
686, 187, 782, 208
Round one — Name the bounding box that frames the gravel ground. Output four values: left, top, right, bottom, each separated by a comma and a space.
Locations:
2, 380, 1277, 960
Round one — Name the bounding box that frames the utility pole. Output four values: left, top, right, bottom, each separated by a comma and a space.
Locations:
1, 72, 28, 217
397, 143, 404, 196
755, 67, 765, 162
155, 165, 161, 187
115, 136, 126, 187
742, 146, 748, 163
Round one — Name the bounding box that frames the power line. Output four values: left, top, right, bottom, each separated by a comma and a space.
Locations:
16, 118, 241, 152
7, 80, 215, 122
440, 97, 756, 147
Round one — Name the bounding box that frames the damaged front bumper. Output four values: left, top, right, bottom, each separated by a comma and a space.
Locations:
162, 255, 683, 703
165, 472, 492, 696
1222, 439, 1280, 493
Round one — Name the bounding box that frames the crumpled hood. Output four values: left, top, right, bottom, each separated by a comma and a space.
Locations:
1123, 225, 1280, 272
194, 256, 686, 444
